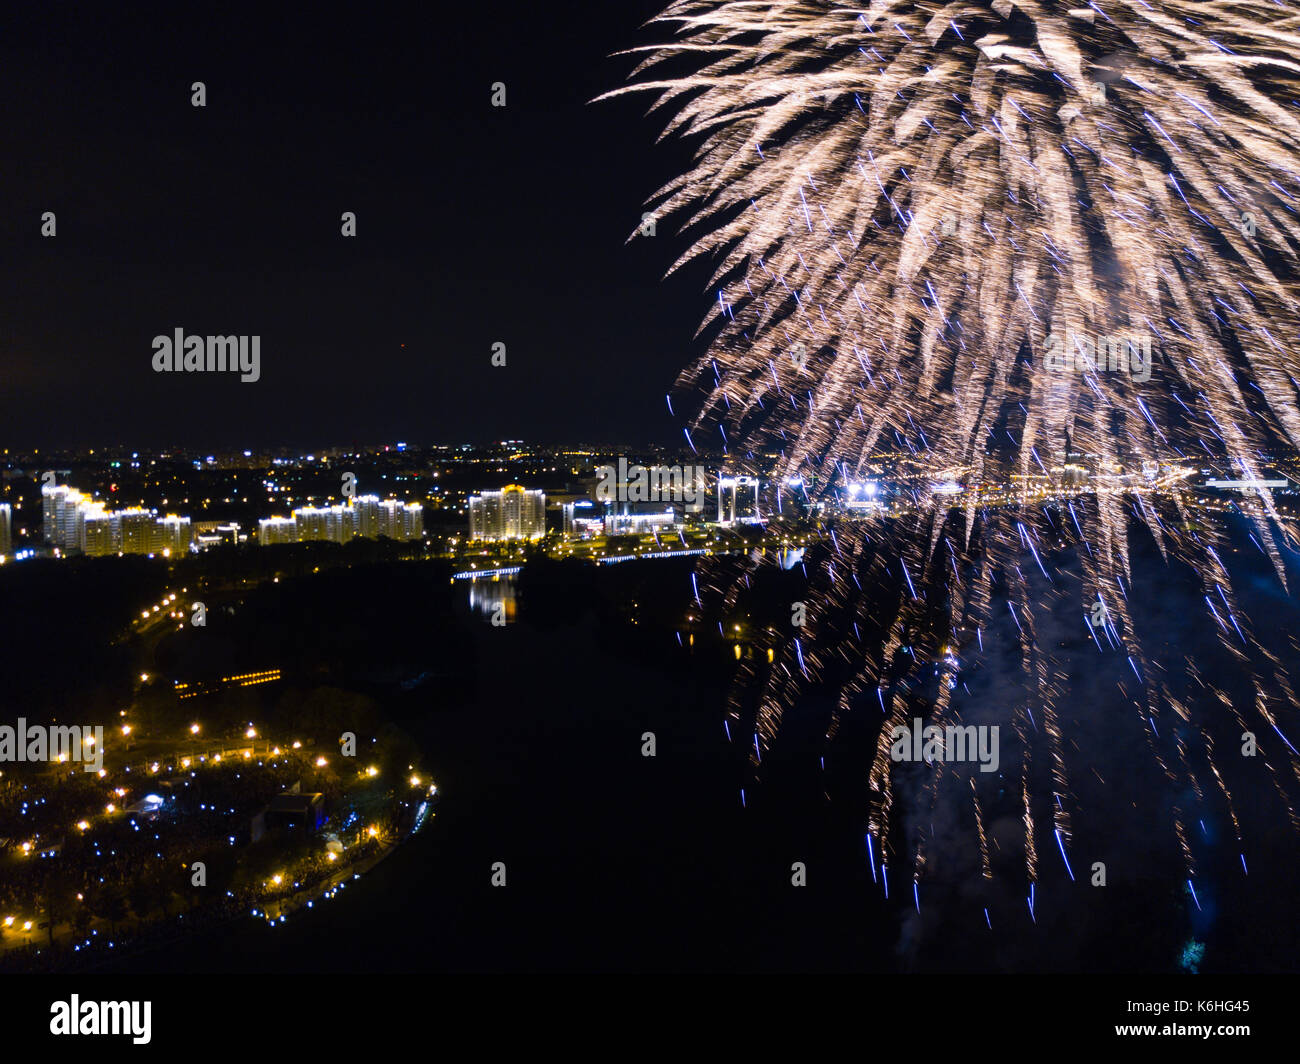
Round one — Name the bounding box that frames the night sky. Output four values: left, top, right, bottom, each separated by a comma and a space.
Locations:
1, 3, 709, 450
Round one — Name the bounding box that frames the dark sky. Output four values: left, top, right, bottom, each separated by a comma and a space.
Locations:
1, 3, 711, 450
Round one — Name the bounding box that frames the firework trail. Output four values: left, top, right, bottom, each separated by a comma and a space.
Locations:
604, 1, 1300, 928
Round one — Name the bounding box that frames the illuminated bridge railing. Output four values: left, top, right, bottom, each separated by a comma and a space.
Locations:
452, 566, 523, 580
598, 548, 712, 565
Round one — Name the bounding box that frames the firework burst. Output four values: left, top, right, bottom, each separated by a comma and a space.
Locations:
605, 1, 1300, 929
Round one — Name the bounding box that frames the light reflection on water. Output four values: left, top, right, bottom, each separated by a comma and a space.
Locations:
465, 573, 517, 623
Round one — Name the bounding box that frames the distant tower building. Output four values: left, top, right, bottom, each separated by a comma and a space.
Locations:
294, 506, 326, 542
153, 515, 194, 555
353, 495, 381, 538
717, 476, 760, 524
40, 482, 192, 556
258, 517, 298, 545
259, 498, 419, 546
43, 484, 92, 548
41, 484, 66, 544
327, 504, 355, 543
63, 492, 91, 548
468, 485, 545, 541
400, 502, 424, 541
377, 499, 423, 541
291, 504, 356, 544
80, 508, 116, 556
71, 500, 110, 553
117, 509, 157, 555
0, 503, 11, 557
469, 492, 501, 540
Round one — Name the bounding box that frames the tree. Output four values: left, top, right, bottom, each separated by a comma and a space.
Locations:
128, 875, 158, 923
38, 868, 77, 948
91, 884, 127, 938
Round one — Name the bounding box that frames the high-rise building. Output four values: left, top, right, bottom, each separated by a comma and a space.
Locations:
404, 504, 424, 542
0, 503, 11, 558
717, 476, 761, 524
41, 484, 66, 544
71, 499, 109, 553
469, 491, 501, 540
117, 509, 156, 554
81, 510, 116, 556
258, 517, 298, 545
43, 484, 93, 548
152, 515, 194, 555
377, 499, 423, 541
43, 482, 195, 557
257, 498, 422, 545
353, 495, 381, 539
63, 492, 91, 547
468, 485, 545, 541
291, 504, 355, 544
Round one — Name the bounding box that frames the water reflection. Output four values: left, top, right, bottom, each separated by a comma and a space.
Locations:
465, 573, 517, 623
